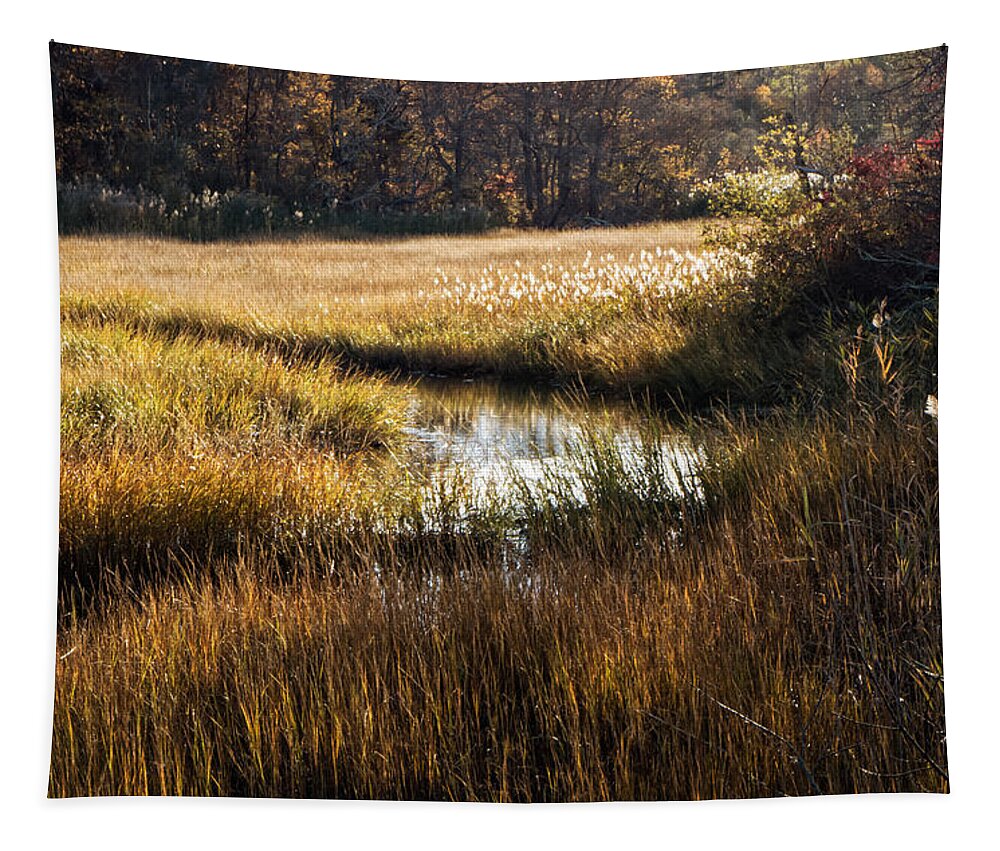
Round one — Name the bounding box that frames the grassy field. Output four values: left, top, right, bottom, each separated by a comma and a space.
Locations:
60, 222, 795, 402
50, 224, 945, 799
59, 223, 704, 316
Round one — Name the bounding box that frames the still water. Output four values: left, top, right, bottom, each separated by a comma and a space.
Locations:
394, 376, 701, 505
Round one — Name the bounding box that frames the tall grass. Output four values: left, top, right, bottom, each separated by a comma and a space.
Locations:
62, 323, 407, 453
59, 321, 410, 592
59, 223, 791, 403
59, 225, 703, 318
50, 402, 944, 799
51, 225, 944, 800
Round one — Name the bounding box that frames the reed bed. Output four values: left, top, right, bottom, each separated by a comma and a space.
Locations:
50, 404, 944, 799
59, 320, 414, 591
51, 225, 944, 800
61, 322, 407, 454
59, 223, 782, 401
59, 224, 703, 319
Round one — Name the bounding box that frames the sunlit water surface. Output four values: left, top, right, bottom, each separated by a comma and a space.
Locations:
395, 376, 702, 507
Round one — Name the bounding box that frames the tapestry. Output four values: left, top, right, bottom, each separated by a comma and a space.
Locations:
49, 42, 947, 800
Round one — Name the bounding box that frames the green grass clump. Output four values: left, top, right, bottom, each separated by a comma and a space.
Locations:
59, 321, 414, 591
61, 322, 407, 454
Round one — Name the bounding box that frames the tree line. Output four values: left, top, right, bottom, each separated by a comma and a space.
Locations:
50, 42, 945, 235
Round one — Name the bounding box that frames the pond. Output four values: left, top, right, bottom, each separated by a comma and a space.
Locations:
394, 375, 703, 507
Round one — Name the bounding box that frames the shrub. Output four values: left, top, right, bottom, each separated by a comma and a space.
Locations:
55, 179, 503, 240
709, 136, 942, 308
694, 169, 805, 218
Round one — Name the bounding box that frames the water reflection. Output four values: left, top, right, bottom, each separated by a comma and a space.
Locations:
397, 376, 701, 503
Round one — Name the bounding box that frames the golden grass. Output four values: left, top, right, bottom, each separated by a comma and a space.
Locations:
50, 406, 945, 800
59, 222, 705, 321
59, 221, 783, 399
58, 319, 418, 593
51, 223, 945, 800
61, 321, 407, 454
